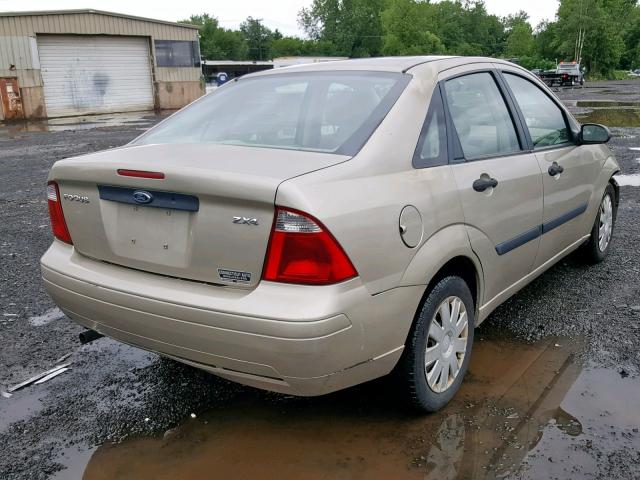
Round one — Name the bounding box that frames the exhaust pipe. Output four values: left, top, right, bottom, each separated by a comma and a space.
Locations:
79, 329, 104, 344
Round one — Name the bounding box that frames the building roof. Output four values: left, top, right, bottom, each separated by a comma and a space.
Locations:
0, 9, 199, 29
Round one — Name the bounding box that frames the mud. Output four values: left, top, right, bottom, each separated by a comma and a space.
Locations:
1, 81, 640, 480
81, 336, 640, 480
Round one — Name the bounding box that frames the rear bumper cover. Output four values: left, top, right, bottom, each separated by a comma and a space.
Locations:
41, 241, 423, 395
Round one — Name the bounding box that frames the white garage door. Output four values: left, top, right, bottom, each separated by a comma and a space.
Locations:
38, 35, 154, 117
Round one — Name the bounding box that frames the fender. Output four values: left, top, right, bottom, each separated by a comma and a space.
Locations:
583, 156, 621, 233
399, 223, 484, 314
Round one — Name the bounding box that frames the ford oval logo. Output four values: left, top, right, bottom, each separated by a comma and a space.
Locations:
132, 190, 153, 204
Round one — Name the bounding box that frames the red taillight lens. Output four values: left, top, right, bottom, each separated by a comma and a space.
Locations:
262, 208, 357, 285
47, 181, 73, 244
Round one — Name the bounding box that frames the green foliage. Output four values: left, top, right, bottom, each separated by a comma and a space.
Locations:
299, 0, 385, 57
553, 0, 627, 75
185, 0, 640, 77
519, 57, 557, 71
380, 0, 443, 55
506, 23, 534, 58
181, 14, 247, 60
239, 17, 275, 61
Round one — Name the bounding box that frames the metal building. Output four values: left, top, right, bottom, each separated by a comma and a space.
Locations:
0, 9, 204, 120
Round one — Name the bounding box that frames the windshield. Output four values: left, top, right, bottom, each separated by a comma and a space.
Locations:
136, 71, 410, 155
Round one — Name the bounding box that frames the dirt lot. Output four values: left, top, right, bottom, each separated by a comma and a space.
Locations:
1, 81, 639, 480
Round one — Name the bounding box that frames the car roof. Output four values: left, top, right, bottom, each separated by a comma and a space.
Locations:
244, 56, 523, 78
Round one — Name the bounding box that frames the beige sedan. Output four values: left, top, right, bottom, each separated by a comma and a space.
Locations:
42, 56, 619, 411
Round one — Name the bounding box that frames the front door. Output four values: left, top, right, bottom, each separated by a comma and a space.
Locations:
499, 70, 602, 269
441, 70, 544, 309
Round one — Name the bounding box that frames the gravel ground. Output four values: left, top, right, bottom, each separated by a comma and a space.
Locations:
0, 81, 639, 480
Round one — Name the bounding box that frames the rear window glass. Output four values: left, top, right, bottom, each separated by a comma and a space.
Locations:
136, 72, 409, 155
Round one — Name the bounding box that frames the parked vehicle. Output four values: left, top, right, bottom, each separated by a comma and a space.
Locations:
540, 62, 585, 86
629, 69, 640, 78
41, 56, 619, 412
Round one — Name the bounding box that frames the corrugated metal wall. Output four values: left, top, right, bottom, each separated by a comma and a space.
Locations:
0, 12, 198, 40
0, 11, 203, 117
0, 37, 41, 86
0, 12, 200, 84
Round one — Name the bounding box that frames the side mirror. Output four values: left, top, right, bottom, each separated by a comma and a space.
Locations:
579, 123, 611, 144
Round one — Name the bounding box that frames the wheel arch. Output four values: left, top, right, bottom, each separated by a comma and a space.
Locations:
423, 256, 480, 316
609, 172, 620, 211
401, 224, 484, 326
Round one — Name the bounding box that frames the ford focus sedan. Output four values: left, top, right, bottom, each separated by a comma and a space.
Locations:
41, 56, 619, 411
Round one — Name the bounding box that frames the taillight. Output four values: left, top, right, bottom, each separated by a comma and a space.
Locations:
47, 181, 73, 244
262, 208, 357, 285
117, 169, 165, 179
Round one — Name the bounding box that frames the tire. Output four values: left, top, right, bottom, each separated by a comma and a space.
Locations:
580, 183, 616, 263
399, 276, 475, 412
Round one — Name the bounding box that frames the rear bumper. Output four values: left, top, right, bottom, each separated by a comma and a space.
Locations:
41, 241, 423, 396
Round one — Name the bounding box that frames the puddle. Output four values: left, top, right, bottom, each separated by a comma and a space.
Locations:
28, 307, 64, 327
614, 173, 640, 186
574, 108, 640, 127
569, 100, 640, 108
0, 388, 46, 430
0, 110, 175, 138
517, 367, 640, 478
75, 335, 640, 480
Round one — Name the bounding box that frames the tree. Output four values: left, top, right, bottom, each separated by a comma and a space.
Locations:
240, 17, 274, 61
505, 22, 534, 58
181, 14, 247, 60
181, 0, 640, 78
554, 0, 626, 75
299, 0, 385, 57
381, 0, 444, 55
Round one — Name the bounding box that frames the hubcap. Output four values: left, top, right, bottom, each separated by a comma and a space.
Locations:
598, 194, 613, 252
425, 296, 469, 393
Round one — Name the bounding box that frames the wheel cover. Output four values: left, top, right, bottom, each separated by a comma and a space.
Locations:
425, 296, 469, 393
598, 193, 613, 252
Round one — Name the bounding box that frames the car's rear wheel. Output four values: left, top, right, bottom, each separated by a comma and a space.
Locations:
581, 183, 616, 263
400, 276, 475, 412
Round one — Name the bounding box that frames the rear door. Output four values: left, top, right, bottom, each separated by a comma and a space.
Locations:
440, 68, 544, 306
499, 69, 602, 269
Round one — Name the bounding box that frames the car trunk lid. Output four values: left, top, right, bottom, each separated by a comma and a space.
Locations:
49, 143, 348, 288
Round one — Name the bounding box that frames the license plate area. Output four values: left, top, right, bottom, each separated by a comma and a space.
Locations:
99, 188, 194, 268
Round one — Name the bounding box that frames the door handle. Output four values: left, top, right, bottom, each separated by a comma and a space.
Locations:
548, 162, 564, 176
473, 177, 498, 192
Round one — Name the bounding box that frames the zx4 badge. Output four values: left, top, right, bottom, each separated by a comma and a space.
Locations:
232, 216, 259, 226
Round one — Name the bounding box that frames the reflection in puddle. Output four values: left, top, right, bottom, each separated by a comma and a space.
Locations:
569, 100, 640, 108
575, 108, 640, 127
77, 335, 640, 480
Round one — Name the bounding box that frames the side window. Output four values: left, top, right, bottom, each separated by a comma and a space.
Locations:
444, 72, 521, 159
413, 88, 448, 168
503, 73, 570, 148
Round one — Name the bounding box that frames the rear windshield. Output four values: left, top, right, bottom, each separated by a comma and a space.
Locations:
135, 71, 409, 156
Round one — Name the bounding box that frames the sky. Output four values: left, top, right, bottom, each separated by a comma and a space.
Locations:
0, 0, 560, 37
